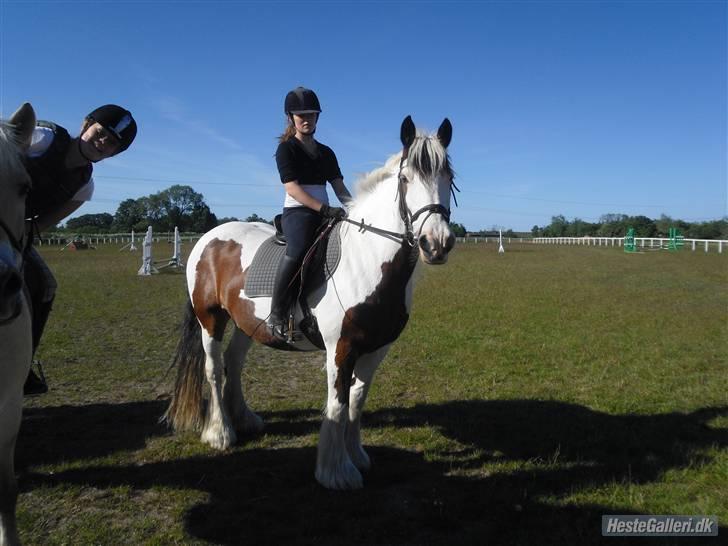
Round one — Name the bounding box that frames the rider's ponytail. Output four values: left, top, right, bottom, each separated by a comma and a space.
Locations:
278, 116, 297, 143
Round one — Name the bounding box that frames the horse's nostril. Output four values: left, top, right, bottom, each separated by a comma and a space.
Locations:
418, 235, 431, 254
0, 270, 22, 299
445, 233, 455, 252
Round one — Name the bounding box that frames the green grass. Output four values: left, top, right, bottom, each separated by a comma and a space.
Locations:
16, 241, 728, 545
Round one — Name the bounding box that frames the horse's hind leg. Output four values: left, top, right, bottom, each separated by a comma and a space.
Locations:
200, 328, 237, 450
346, 345, 390, 471
223, 328, 263, 434
316, 349, 362, 490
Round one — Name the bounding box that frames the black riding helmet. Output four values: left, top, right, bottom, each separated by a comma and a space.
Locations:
86, 104, 137, 152
284, 87, 321, 115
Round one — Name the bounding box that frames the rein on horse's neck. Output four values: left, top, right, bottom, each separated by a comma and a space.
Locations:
342, 161, 416, 254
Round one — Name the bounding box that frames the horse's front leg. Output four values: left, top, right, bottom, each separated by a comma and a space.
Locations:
346, 345, 390, 471
200, 330, 236, 449
0, 395, 22, 546
315, 347, 362, 490
223, 328, 263, 434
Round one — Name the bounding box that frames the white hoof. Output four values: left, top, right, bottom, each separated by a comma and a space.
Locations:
347, 444, 371, 471
201, 422, 236, 450
315, 459, 363, 490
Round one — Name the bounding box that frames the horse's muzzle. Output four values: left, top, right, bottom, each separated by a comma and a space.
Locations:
418, 232, 455, 265
0, 244, 23, 323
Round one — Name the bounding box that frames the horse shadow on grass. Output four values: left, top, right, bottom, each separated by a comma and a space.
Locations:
17, 399, 170, 468
17, 399, 728, 545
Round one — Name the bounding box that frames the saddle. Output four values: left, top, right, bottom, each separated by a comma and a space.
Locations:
244, 216, 343, 348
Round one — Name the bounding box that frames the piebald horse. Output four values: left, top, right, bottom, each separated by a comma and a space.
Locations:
0, 103, 35, 546
165, 116, 456, 490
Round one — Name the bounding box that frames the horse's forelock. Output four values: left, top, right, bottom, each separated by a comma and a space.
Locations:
407, 132, 452, 184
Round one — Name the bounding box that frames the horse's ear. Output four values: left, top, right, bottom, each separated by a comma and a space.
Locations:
9, 102, 36, 151
400, 115, 416, 149
437, 118, 452, 148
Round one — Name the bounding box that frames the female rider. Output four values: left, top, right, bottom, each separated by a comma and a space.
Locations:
23, 105, 137, 394
268, 87, 352, 340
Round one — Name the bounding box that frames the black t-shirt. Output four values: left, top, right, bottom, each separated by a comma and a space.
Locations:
275, 138, 342, 186
26, 121, 93, 219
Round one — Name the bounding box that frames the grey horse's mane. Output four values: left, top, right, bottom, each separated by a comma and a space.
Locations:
0, 121, 25, 181
356, 130, 453, 194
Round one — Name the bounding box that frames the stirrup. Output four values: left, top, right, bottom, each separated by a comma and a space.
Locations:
268, 315, 301, 344
268, 321, 288, 341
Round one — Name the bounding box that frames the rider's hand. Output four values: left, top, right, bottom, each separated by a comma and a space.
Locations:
319, 204, 346, 219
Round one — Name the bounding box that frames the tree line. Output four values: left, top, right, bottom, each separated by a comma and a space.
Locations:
531, 214, 728, 240
57, 189, 727, 241
59, 185, 271, 233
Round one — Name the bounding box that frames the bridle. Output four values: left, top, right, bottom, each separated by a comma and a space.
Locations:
0, 217, 26, 265
0, 217, 27, 325
342, 145, 459, 247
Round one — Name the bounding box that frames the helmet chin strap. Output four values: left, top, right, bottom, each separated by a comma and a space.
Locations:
78, 138, 94, 162
78, 137, 105, 163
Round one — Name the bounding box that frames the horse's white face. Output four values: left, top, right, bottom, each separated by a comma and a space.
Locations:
0, 103, 35, 322
399, 117, 456, 265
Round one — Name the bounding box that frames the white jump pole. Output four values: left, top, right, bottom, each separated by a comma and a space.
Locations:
498, 229, 505, 254
156, 226, 185, 270
172, 226, 183, 266
165, 226, 184, 268
138, 226, 158, 275
130, 229, 137, 251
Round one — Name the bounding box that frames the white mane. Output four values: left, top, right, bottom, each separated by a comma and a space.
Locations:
355, 130, 452, 196
355, 152, 403, 195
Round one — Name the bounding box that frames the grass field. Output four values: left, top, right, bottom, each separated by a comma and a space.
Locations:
16, 241, 728, 545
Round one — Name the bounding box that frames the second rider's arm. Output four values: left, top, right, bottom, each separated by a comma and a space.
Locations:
34, 200, 84, 233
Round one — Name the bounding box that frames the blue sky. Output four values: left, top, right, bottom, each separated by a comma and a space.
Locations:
1, 0, 725, 232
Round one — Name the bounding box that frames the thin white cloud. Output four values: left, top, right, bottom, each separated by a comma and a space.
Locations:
152, 96, 243, 151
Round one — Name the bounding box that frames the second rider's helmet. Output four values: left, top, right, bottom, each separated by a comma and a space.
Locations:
86, 104, 137, 152
284, 87, 322, 115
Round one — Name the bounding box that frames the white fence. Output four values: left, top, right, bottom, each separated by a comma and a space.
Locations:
531, 236, 726, 253
34, 231, 202, 246
457, 237, 513, 244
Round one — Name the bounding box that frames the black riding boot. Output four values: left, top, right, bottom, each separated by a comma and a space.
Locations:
267, 255, 300, 340
23, 297, 52, 396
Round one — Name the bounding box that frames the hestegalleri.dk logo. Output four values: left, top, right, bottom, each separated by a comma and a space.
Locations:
602, 515, 718, 537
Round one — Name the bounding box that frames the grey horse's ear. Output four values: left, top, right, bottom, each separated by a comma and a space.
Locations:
437, 118, 452, 148
400, 115, 416, 149
9, 102, 36, 151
